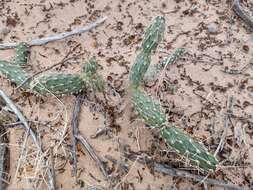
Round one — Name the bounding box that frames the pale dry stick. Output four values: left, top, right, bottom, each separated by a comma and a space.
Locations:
0, 89, 55, 190
32, 84, 69, 153
75, 134, 109, 180
0, 89, 38, 148
154, 163, 245, 190
214, 96, 234, 157
49, 147, 56, 190
126, 153, 245, 190
233, 0, 253, 30
113, 156, 140, 190
0, 127, 9, 190
71, 94, 84, 178
0, 91, 34, 187
0, 17, 107, 49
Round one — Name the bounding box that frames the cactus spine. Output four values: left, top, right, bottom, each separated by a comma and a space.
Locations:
130, 16, 217, 172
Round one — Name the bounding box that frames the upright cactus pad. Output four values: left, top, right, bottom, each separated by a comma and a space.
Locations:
13, 42, 30, 66
82, 58, 105, 92
0, 60, 30, 87
88, 74, 105, 92
82, 58, 99, 76
31, 74, 86, 95
142, 16, 165, 54
161, 126, 218, 172
144, 48, 185, 82
129, 52, 151, 88
132, 89, 166, 128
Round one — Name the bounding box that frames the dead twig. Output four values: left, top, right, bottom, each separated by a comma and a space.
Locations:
0, 120, 9, 190
125, 153, 245, 190
0, 89, 55, 190
90, 127, 112, 139
75, 134, 109, 180
49, 147, 56, 190
214, 96, 234, 156
71, 94, 84, 178
233, 0, 253, 30
0, 17, 107, 49
0, 89, 39, 149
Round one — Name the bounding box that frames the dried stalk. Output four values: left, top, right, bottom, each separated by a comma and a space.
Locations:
0, 17, 107, 49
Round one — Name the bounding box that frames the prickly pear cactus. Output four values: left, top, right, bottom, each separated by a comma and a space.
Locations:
0, 60, 30, 87
142, 16, 165, 54
161, 126, 218, 172
82, 58, 98, 76
82, 58, 105, 92
31, 74, 86, 95
129, 52, 151, 88
132, 89, 218, 172
132, 89, 166, 128
13, 42, 30, 66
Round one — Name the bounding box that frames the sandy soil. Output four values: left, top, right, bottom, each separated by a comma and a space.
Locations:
0, 0, 253, 189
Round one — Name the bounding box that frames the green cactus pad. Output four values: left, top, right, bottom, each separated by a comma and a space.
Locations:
82, 58, 99, 76
13, 42, 30, 66
130, 52, 151, 88
0, 60, 30, 87
82, 58, 105, 92
132, 89, 166, 128
161, 126, 218, 172
31, 74, 86, 95
142, 16, 165, 54
144, 48, 185, 82
89, 74, 105, 92
159, 48, 185, 69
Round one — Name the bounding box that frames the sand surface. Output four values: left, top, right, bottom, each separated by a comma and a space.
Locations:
0, 0, 252, 189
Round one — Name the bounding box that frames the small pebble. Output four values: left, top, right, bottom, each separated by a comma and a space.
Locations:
207, 22, 219, 34
0, 27, 10, 37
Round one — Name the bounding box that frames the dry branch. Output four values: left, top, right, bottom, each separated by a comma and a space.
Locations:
0, 89, 55, 190
125, 153, 245, 190
71, 94, 84, 178
0, 17, 107, 49
214, 96, 234, 156
75, 134, 109, 180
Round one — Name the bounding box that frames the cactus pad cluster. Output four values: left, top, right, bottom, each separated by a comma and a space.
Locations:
0, 16, 218, 172
0, 43, 104, 96
130, 16, 218, 172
